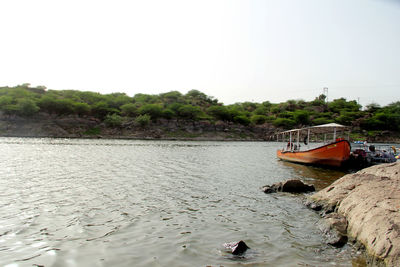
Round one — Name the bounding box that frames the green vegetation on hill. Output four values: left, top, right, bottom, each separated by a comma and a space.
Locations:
0, 84, 399, 136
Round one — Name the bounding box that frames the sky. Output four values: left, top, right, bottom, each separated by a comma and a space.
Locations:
1, 0, 399, 107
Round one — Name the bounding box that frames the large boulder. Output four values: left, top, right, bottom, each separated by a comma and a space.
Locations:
308, 162, 400, 267
262, 179, 315, 194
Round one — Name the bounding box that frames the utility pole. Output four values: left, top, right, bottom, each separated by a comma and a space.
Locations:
323, 87, 328, 102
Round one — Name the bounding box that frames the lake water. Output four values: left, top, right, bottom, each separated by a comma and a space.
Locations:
0, 138, 364, 266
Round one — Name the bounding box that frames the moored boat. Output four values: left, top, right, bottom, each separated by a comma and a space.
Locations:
275, 123, 351, 167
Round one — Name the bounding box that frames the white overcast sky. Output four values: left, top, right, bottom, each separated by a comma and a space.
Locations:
1, 0, 399, 107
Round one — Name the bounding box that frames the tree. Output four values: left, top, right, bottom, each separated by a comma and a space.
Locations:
178, 105, 203, 120
38, 96, 62, 114
105, 93, 132, 109
160, 91, 183, 104
365, 103, 381, 113
134, 93, 158, 104
186, 89, 207, 101
312, 117, 334, 125
91, 101, 112, 118
254, 106, 268, 116
240, 102, 257, 112
78, 91, 105, 105
234, 115, 251, 126
328, 98, 361, 113
335, 111, 363, 126
162, 108, 175, 119
250, 115, 267, 125
121, 103, 139, 117
207, 105, 231, 121
138, 104, 163, 120
104, 113, 123, 127
135, 114, 151, 127
74, 102, 91, 116
293, 110, 310, 125
273, 118, 295, 128
16, 99, 39, 116
317, 94, 326, 102
168, 102, 184, 114
0, 95, 13, 107
384, 101, 400, 114
286, 100, 298, 111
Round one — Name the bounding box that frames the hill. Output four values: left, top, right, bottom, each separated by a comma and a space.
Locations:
0, 84, 399, 141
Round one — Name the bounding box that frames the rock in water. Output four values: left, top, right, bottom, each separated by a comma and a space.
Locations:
262, 179, 315, 194
223, 240, 250, 255
281, 179, 315, 193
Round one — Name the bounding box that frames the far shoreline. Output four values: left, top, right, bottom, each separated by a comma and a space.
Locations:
1, 134, 399, 144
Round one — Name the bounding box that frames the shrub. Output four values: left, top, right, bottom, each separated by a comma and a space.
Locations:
74, 102, 91, 116
104, 113, 123, 127
162, 108, 175, 119
178, 105, 203, 120
83, 127, 101, 135
273, 118, 295, 128
250, 115, 267, 125
293, 110, 310, 125
138, 104, 163, 120
312, 117, 334, 125
121, 103, 138, 117
207, 105, 231, 121
234, 115, 250, 126
16, 99, 39, 116
135, 114, 151, 127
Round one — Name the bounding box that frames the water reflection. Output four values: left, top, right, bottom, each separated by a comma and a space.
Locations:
279, 161, 347, 190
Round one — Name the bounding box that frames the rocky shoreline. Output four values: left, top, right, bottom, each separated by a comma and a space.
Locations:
307, 162, 400, 266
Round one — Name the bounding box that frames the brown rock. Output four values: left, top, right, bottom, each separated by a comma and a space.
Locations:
263, 179, 315, 194
321, 213, 348, 247
309, 162, 400, 266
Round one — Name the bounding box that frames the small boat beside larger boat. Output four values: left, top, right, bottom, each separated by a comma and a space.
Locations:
276, 123, 351, 168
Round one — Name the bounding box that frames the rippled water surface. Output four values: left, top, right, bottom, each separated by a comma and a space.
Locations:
0, 138, 363, 266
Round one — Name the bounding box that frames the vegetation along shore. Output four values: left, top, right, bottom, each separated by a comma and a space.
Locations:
0, 84, 399, 142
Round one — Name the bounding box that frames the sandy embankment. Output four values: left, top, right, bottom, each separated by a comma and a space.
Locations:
309, 162, 400, 266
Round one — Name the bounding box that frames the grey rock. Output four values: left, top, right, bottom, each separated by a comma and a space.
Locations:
223, 240, 250, 255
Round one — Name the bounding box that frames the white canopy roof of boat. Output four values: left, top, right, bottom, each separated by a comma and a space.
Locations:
279, 123, 347, 134
307, 123, 347, 133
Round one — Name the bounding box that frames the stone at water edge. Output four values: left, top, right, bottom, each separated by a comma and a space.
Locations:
223, 240, 250, 255
262, 179, 315, 194
319, 213, 348, 248
281, 179, 315, 193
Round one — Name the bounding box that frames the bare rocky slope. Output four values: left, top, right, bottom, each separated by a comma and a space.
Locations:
0, 113, 274, 140
309, 162, 400, 266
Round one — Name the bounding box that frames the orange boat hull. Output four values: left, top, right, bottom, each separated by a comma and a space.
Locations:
277, 140, 351, 167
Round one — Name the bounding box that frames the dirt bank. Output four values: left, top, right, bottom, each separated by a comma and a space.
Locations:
309, 162, 400, 266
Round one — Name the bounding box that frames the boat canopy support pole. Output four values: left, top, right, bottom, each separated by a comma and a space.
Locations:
296, 130, 300, 150
307, 129, 310, 150
290, 132, 292, 152
333, 127, 337, 141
